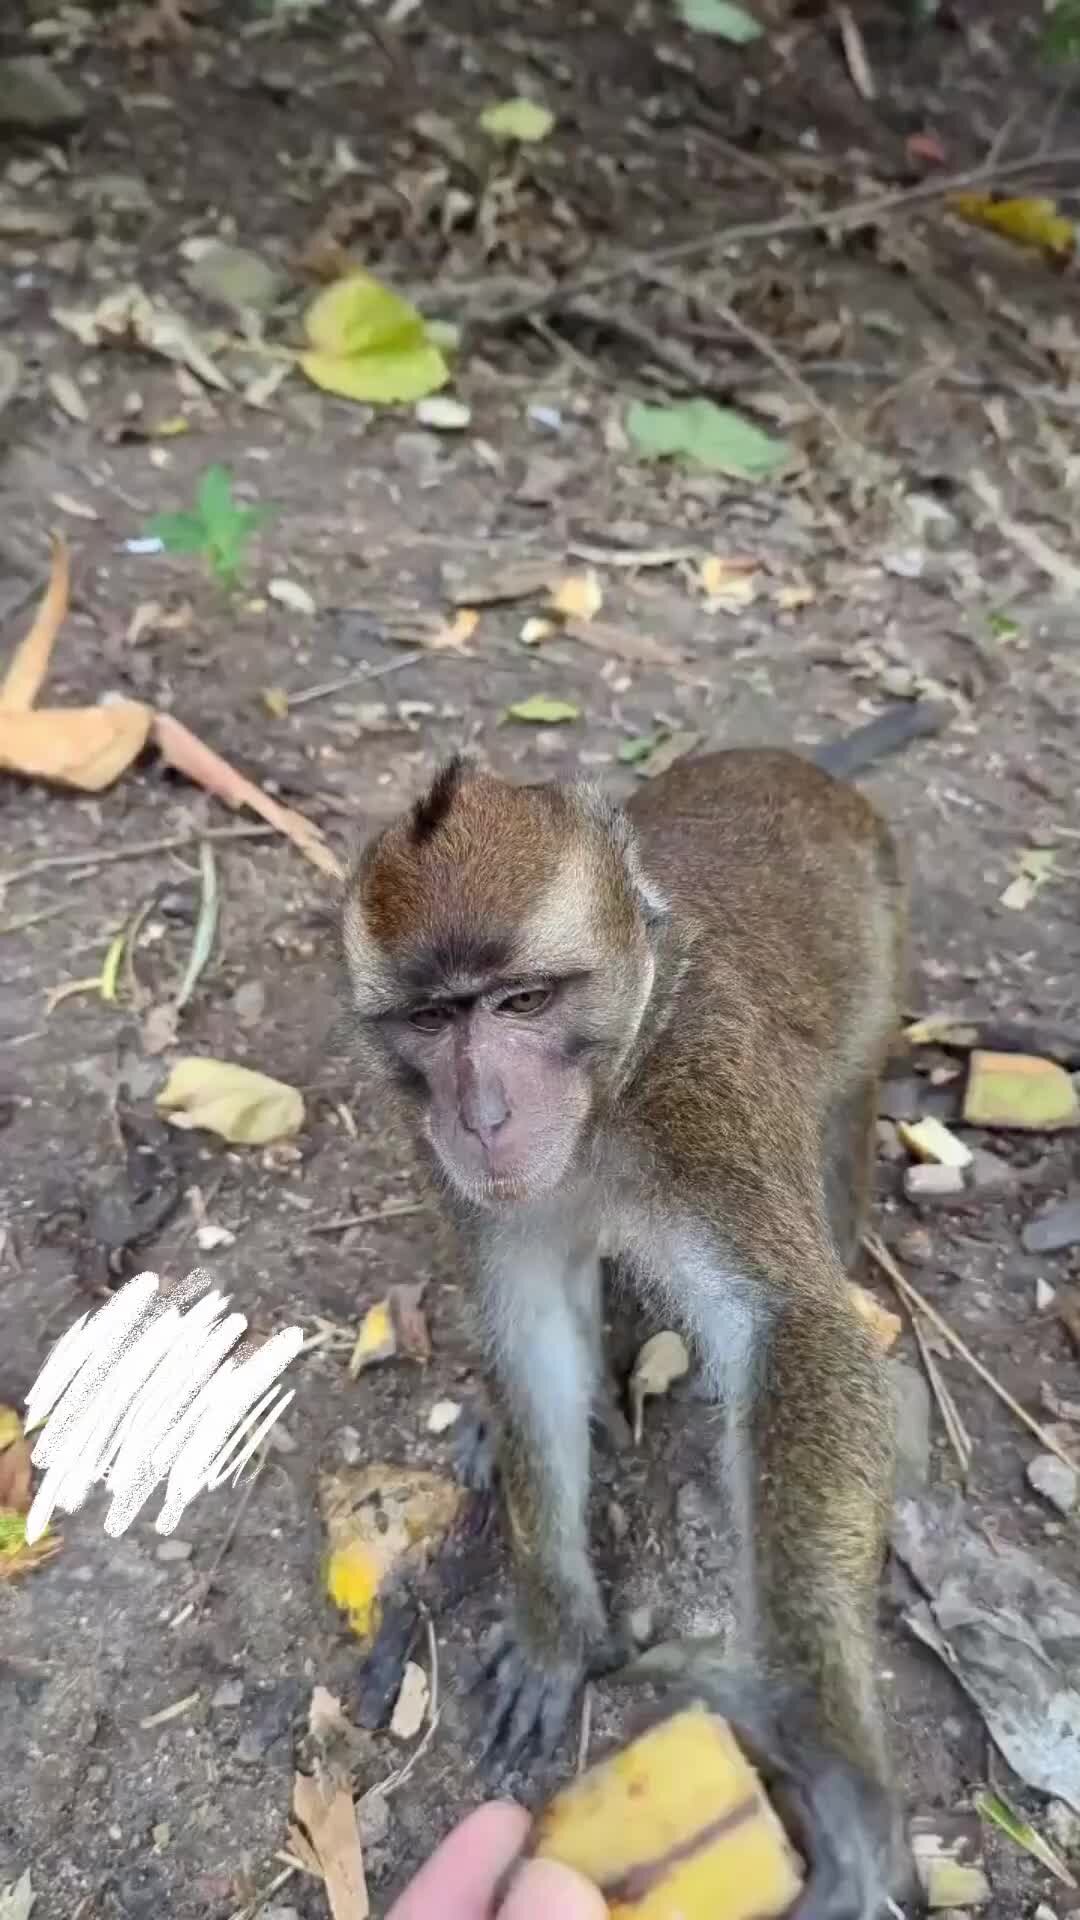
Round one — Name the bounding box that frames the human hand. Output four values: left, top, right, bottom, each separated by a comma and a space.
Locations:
386, 1802, 605, 1920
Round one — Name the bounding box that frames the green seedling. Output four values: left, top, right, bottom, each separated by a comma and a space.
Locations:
147, 465, 272, 589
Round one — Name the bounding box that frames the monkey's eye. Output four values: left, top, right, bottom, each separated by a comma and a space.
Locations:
408, 1004, 454, 1032
495, 986, 553, 1017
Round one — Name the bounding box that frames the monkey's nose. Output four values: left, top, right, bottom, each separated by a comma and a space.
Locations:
460, 1082, 510, 1145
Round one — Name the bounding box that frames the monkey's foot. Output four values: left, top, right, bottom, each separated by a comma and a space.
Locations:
452, 1405, 497, 1496
473, 1626, 585, 1774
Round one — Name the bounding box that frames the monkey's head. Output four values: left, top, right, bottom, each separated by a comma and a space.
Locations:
340, 756, 667, 1208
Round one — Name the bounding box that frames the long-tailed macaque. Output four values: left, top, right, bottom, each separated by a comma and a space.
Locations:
339, 714, 930, 1919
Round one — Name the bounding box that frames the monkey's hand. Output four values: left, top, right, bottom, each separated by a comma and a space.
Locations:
614, 1659, 911, 1920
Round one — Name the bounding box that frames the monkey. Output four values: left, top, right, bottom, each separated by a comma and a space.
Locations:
338, 706, 936, 1920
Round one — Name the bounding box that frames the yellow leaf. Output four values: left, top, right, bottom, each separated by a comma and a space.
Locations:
349, 1300, 397, 1378
550, 571, 603, 623
0, 702, 151, 791
479, 98, 555, 142
300, 272, 449, 405
952, 193, 1074, 258
156, 1057, 305, 1145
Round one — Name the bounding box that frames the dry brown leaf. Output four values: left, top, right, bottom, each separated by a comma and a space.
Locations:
425, 607, 478, 652
290, 1686, 369, 1920
550, 571, 603, 623
0, 534, 70, 711
151, 710, 343, 882
0, 702, 152, 791
562, 618, 682, 668
0, 1406, 32, 1515
441, 555, 555, 606
700, 555, 760, 608
390, 1281, 431, 1362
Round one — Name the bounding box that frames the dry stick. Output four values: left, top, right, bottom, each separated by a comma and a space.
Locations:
309, 1201, 426, 1235
285, 648, 427, 710
863, 1234, 1079, 1473
907, 1303, 973, 1480
3, 822, 276, 889
476, 145, 1080, 331
968, 468, 1080, 596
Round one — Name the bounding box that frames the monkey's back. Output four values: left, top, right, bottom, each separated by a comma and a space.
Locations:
624, 748, 906, 1157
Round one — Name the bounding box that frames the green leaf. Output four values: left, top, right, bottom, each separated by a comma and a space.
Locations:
147, 510, 209, 554
626, 398, 791, 478
675, 0, 763, 40
975, 1790, 1077, 1888
503, 695, 581, 725
987, 609, 1019, 639
196, 464, 236, 528
618, 733, 663, 764
1042, 0, 1080, 60
300, 272, 449, 405
479, 98, 555, 142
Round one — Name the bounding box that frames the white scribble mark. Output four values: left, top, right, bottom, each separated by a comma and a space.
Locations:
24, 1268, 304, 1545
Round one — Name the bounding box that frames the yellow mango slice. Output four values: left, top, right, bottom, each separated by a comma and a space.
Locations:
529, 1703, 803, 1919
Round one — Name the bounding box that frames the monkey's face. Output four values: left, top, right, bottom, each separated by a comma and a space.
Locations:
339, 758, 667, 1210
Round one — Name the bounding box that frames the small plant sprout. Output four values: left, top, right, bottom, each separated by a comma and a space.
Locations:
146, 465, 273, 589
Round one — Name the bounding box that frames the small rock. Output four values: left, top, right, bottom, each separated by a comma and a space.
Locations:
967, 1148, 1014, 1193
895, 1226, 934, 1267
1034, 1905, 1059, 1920
890, 1359, 932, 1493
156, 1537, 193, 1563
0, 56, 85, 132
414, 395, 471, 430
1027, 1452, 1078, 1515
261, 1909, 301, 1920
336, 1425, 362, 1465
882, 545, 926, 580
904, 492, 959, 545
426, 1399, 461, 1434
357, 1791, 391, 1846
627, 1604, 654, 1647
231, 980, 266, 1027
182, 242, 284, 318
514, 453, 569, 504
195, 1223, 235, 1252
1045, 1800, 1080, 1856
235, 1732, 264, 1766
1037, 1278, 1058, 1312
675, 1480, 711, 1530
607, 1499, 629, 1543
211, 1678, 245, 1709
879, 1077, 926, 1124
267, 1419, 297, 1454
876, 1119, 906, 1162
905, 1163, 965, 1202
1023, 1198, 1080, 1255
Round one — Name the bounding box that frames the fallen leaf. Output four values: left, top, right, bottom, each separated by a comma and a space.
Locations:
349, 1300, 397, 1377
0, 1872, 35, 1920
619, 734, 660, 765
300, 272, 449, 406
425, 607, 478, 653
700, 555, 760, 607
0, 1407, 32, 1515
1000, 848, 1056, 911
503, 694, 581, 725
975, 1789, 1077, 1888
156, 1057, 305, 1146
50, 492, 98, 522
268, 577, 317, 617
151, 709, 343, 881
550, 571, 603, 623
389, 1660, 429, 1741
897, 1117, 973, 1170
0, 533, 70, 711
952, 193, 1074, 259
321, 1463, 465, 1646
47, 371, 89, 422
0, 702, 152, 791
441, 556, 555, 606
627, 399, 791, 478
635, 729, 702, 778
963, 1050, 1079, 1132
479, 98, 555, 142
849, 1284, 902, 1353
262, 686, 290, 719
53, 284, 231, 390
290, 1686, 369, 1920
629, 1330, 690, 1443
562, 619, 682, 668
676, 0, 763, 37
0, 1512, 60, 1582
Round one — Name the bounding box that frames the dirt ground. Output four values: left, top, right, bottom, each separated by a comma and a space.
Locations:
2, 1, 1080, 1915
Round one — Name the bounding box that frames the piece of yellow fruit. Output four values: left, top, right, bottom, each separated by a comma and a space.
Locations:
963, 1050, 1080, 1132
897, 1116, 973, 1169
529, 1703, 803, 1919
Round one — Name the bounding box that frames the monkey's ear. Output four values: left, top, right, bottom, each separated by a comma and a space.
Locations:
571, 780, 670, 930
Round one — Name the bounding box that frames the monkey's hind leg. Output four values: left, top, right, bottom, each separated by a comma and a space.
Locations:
822, 1071, 880, 1271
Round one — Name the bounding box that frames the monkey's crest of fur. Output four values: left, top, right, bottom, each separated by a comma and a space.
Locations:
342, 755, 667, 1014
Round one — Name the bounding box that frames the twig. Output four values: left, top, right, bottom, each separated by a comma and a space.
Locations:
968, 469, 1080, 596
227, 1864, 297, 1920
0, 901, 72, 936
2, 822, 276, 889
285, 649, 426, 710
576, 1682, 594, 1776
472, 145, 1080, 331
907, 1298, 973, 1480
834, 3, 876, 102
184, 1443, 268, 1620
863, 1234, 1079, 1472
308, 1201, 426, 1234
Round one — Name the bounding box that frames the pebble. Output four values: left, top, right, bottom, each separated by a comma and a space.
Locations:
0, 56, 85, 131
212, 1679, 245, 1710
156, 1538, 193, 1563
427, 1399, 462, 1434
967, 1148, 1014, 1194
357, 1792, 391, 1846
895, 1226, 934, 1267
336, 1425, 362, 1465
1027, 1452, 1078, 1516
1036, 1278, 1058, 1312
1023, 1198, 1080, 1255
905, 1163, 964, 1202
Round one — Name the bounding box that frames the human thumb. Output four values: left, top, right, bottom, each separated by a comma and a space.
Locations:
499, 1856, 607, 1920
